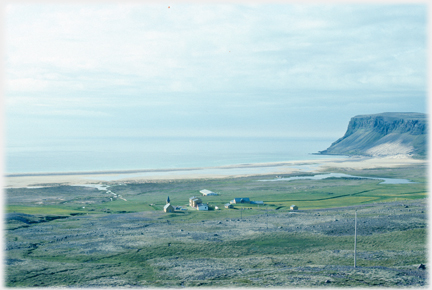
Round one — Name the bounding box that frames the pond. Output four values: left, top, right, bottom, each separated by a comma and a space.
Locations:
258, 173, 416, 185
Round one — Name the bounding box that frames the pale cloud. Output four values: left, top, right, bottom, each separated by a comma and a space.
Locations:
7, 78, 50, 92
4, 3, 427, 143
6, 3, 426, 95
38, 109, 111, 117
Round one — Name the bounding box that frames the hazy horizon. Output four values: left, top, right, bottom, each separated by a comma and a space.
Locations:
4, 3, 427, 169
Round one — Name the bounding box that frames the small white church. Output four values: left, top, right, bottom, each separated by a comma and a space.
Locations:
164, 196, 174, 213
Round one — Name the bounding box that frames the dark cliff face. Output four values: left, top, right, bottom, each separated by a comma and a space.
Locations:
344, 114, 426, 136
320, 112, 427, 157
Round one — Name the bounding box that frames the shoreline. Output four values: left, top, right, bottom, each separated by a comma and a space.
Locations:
4, 155, 426, 188
4, 154, 350, 177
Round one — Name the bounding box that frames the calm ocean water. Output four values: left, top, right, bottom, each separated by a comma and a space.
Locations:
5, 137, 340, 174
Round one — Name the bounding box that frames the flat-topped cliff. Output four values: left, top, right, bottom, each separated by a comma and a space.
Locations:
319, 112, 427, 157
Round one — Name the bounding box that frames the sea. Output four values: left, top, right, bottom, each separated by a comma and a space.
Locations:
5, 136, 342, 174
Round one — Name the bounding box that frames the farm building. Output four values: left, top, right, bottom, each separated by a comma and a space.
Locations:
189, 196, 208, 210
196, 203, 209, 211
290, 205, 298, 210
225, 203, 234, 209
200, 189, 218, 196
164, 204, 174, 213
189, 196, 202, 207
250, 201, 264, 205
230, 198, 250, 204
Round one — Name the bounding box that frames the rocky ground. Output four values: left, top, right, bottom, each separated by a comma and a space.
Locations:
5, 198, 428, 287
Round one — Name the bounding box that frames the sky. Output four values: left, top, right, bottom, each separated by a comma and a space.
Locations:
4, 3, 428, 148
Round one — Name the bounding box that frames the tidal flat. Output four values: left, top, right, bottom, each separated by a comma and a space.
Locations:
4, 163, 428, 287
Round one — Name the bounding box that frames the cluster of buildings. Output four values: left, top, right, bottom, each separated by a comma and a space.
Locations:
163, 196, 188, 212
189, 196, 209, 211
187, 189, 216, 211
162, 190, 213, 213
163, 189, 298, 213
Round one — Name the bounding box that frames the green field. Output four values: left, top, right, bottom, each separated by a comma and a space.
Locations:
5, 165, 428, 287
6, 165, 427, 217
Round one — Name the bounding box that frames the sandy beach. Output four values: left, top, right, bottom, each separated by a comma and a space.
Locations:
4, 155, 426, 188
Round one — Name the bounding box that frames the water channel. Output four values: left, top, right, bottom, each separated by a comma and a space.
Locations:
258, 173, 416, 184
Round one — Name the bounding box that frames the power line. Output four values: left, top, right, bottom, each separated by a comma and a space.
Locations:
354, 210, 357, 268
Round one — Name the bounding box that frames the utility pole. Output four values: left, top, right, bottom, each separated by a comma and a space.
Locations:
241, 208, 242, 220
354, 210, 357, 268
266, 205, 268, 230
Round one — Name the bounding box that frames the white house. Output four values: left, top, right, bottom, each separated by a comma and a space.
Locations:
197, 203, 209, 211
200, 189, 218, 196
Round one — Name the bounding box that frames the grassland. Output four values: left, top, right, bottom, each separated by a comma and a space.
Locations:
5, 164, 428, 287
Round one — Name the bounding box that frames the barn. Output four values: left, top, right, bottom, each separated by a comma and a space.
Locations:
290, 205, 298, 210
200, 189, 218, 196
230, 198, 250, 204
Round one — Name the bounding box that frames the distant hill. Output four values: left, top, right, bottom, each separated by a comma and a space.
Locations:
319, 112, 427, 158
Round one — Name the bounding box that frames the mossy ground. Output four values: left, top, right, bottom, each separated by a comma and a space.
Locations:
5, 165, 428, 287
